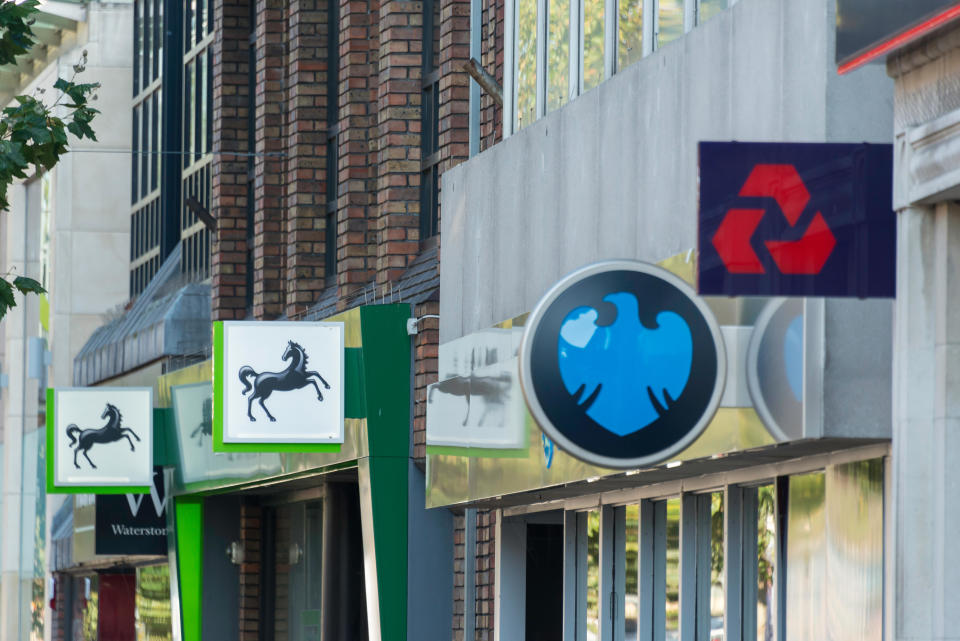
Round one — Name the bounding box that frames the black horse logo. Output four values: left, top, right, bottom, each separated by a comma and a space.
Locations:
66, 403, 141, 469
239, 340, 331, 422
190, 397, 213, 446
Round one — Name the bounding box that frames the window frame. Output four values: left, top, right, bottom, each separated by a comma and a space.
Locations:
501, 0, 733, 136
494, 443, 888, 641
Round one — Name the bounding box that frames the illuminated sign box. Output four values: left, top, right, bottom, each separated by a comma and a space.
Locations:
47, 387, 154, 494
213, 321, 345, 453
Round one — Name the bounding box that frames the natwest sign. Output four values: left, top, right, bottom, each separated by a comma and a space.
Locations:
698, 142, 895, 298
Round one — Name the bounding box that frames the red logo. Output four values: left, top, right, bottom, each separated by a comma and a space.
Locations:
711, 164, 836, 275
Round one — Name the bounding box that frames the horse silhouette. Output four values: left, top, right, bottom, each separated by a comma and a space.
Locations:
190, 397, 213, 446
239, 340, 331, 422
66, 403, 141, 469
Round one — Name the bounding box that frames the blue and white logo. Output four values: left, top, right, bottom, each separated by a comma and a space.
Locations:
519, 261, 726, 469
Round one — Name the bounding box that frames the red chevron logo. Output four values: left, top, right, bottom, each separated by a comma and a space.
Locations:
711, 164, 836, 275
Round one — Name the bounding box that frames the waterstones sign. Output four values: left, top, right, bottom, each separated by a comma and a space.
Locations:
213, 321, 345, 452
47, 387, 153, 493
95, 467, 168, 556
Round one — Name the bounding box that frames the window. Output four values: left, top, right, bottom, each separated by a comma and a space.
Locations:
180, 0, 213, 283
130, 0, 165, 297
325, 0, 340, 282
420, 0, 441, 238
496, 457, 884, 641
507, 0, 732, 133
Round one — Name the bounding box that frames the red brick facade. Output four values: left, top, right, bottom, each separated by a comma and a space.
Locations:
211, 0, 252, 321
207, 0, 500, 635
284, 0, 331, 318
238, 502, 263, 641
452, 509, 498, 641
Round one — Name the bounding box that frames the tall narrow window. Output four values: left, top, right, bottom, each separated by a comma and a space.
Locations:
325, 0, 340, 281
624, 504, 639, 637
586, 509, 600, 640
515, 0, 537, 129
617, 0, 642, 71
420, 0, 441, 238
582, 0, 605, 91
785, 473, 825, 641
756, 484, 777, 641
547, 0, 570, 111
664, 497, 681, 639
709, 492, 724, 640
697, 0, 725, 25
656, 0, 683, 48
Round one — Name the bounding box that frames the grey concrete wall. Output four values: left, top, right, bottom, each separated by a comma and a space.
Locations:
440, 0, 893, 343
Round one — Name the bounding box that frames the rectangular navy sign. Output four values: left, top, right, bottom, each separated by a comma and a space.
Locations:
698, 142, 895, 298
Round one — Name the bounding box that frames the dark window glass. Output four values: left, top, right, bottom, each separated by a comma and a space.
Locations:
153, 0, 161, 81
206, 51, 213, 153
183, 60, 192, 168
196, 51, 204, 161
143, 0, 151, 88
131, 106, 139, 204
141, 99, 150, 199
185, 0, 193, 53
151, 92, 159, 191
133, 0, 141, 94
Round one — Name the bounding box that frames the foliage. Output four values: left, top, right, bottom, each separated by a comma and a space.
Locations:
0, 0, 100, 320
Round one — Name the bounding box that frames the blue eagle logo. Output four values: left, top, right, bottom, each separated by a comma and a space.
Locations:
557, 291, 693, 437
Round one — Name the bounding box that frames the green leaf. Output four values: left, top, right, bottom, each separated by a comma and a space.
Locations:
13, 276, 45, 295
0, 278, 17, 310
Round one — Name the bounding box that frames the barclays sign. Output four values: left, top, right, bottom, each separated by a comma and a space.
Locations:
519, 261, 726, 469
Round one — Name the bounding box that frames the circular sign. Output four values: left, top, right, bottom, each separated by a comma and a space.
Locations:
519, 261, 726, 469
746, 297, 804, 442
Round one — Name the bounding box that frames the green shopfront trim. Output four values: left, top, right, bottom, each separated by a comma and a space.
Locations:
160, 304, 411, 641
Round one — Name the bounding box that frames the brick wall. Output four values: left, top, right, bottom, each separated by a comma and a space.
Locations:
452, 509, 497, 641
336, 0, 379, 302
50, 573, 67, 641
238, 502, 262, 641
479, 0, 503, 151
412, 299, 439, 461
374, 0, 423, 286
252, 0, 288, 319
211, 0, 252, 320
284, 0, 330, 318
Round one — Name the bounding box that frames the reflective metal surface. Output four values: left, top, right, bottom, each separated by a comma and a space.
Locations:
166, 371, 368, 494
426, 255, 791, 507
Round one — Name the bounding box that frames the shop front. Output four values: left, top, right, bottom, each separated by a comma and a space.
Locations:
156, 304, 450, 641
427, 15, 895, 635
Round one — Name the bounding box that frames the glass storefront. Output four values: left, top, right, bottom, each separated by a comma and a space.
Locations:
497, 457, 885, 641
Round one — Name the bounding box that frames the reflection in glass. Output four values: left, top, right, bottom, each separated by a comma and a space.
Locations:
617, 0, 642, 72
587, 510, 600, 641
583, 0, 605, 90
757, 485, 776, 641
826, 460, 883, 641
516, 0, 538, 129
710, 492, 724, 640
786, 472, 826, 641
547, 0, 570, 111
135, 565, 172, 641
274, 501, 324, 641
78, 575, 99, 641
624, 505, 639, 638
698, 0, 725, 24
657, 0, 683, 48
665, 497, 680, 641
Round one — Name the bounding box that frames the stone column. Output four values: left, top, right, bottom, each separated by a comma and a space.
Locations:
892, 202, 960, 640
